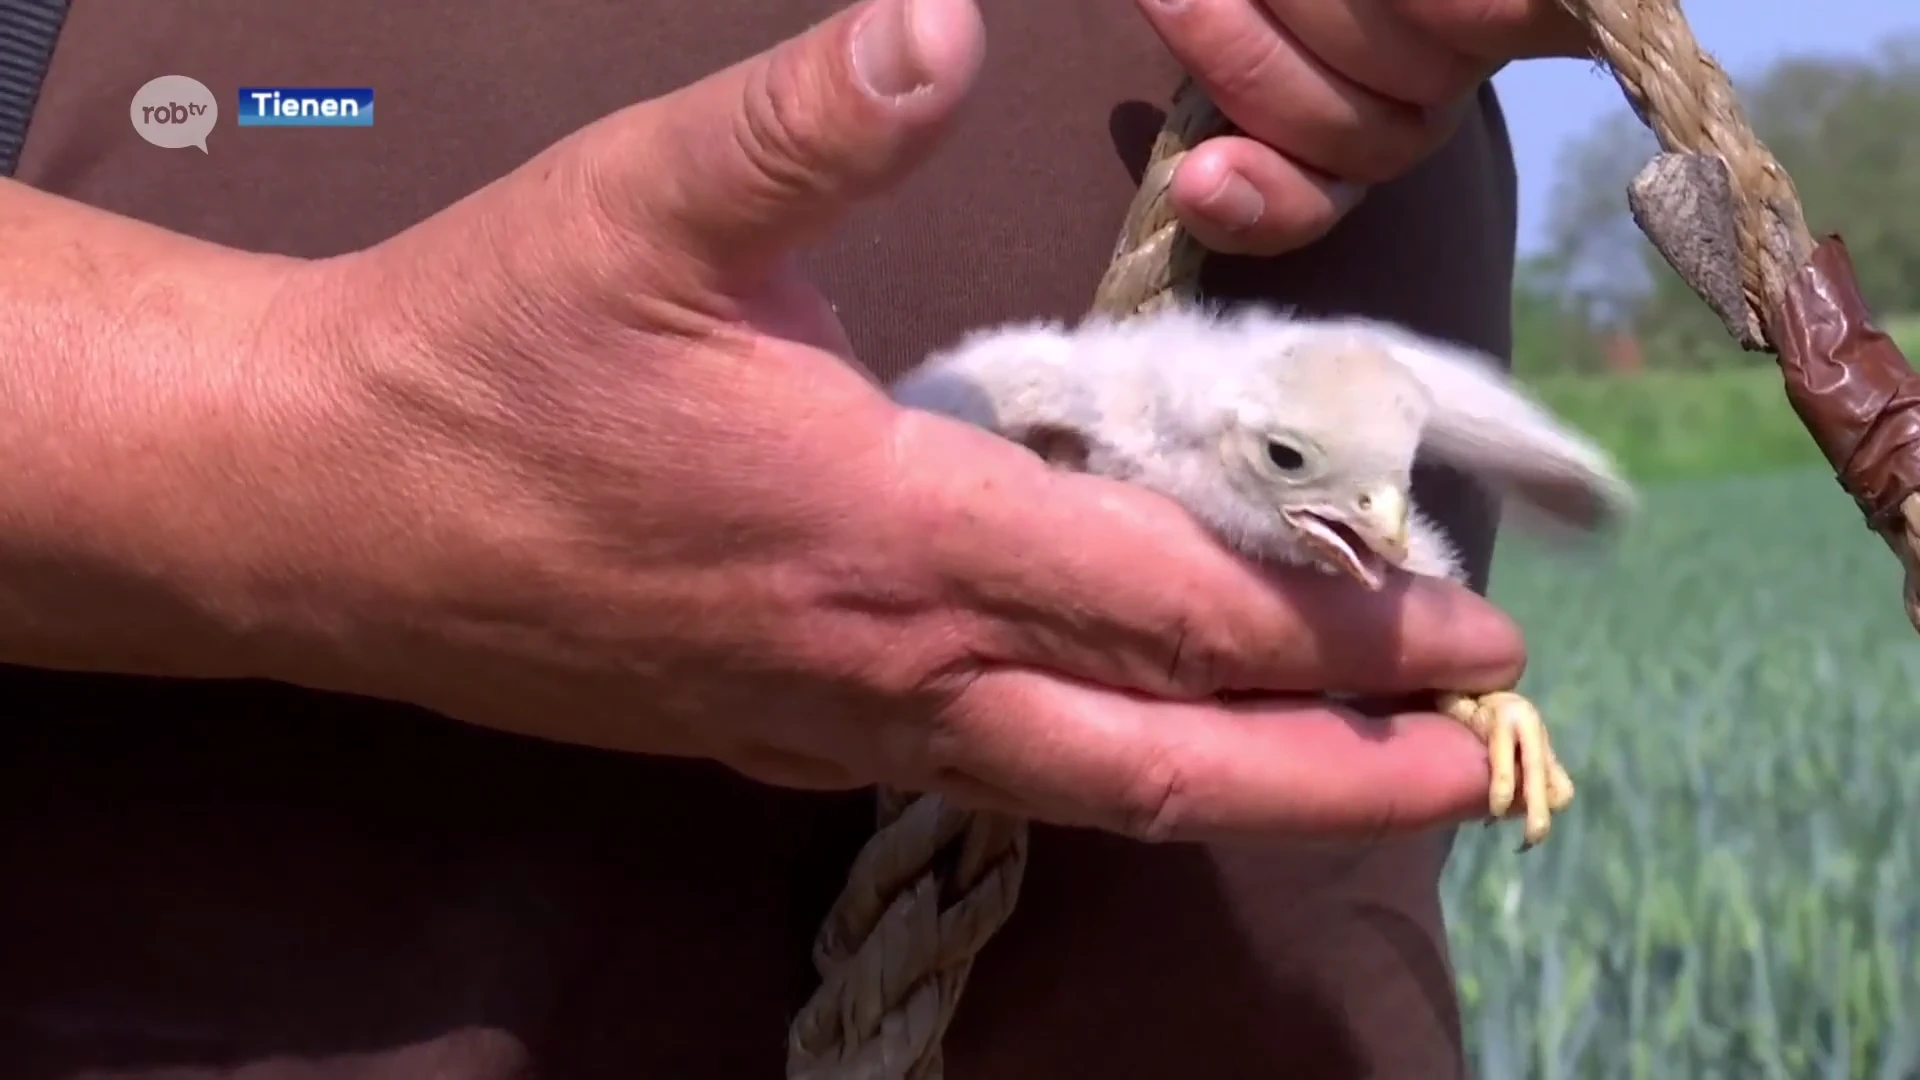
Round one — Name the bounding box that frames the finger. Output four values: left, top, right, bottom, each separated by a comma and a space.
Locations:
1165, 134, 1365, 256
1132, 0, 1450, 185
1263, 0, 1489, 109
898, 414, 1526, 698
1387, 0, 1594, 62
574, 0, 985, 287
924, 669, 1498, 842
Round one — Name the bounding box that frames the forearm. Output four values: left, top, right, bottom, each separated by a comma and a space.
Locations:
0, 179, 347, 680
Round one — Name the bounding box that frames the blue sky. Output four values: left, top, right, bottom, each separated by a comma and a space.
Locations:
1492, 1, 1920, 255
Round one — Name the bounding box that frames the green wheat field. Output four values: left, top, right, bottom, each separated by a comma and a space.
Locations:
1445, 344, 1920, 1077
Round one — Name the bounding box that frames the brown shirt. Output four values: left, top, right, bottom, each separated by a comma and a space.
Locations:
4, 1, 1518, 1077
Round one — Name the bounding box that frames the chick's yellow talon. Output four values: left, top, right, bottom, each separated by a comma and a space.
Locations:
1437, 690, 1573, 850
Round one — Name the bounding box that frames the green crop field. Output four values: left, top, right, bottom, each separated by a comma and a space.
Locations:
1525, 367, 1822, 482
1445, 437, 1920, 1067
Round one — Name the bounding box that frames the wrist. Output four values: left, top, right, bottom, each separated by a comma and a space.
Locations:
0, 182, 369, 685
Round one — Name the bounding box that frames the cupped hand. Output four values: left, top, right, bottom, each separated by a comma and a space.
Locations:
267, 0, 1532, 842
1135, 0, 1593, 254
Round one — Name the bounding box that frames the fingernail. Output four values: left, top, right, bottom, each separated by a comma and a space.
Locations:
853, 0, 935, 100
1202, 170, 1264, 231
1326, 180, 1368, 215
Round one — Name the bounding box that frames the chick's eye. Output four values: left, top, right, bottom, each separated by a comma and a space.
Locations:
1265, 439, 1307, 472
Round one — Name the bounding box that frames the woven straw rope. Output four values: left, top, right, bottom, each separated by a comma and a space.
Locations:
787, 1, 1873, 1075
1565, 0, 1920, 627
783, 76, 1223, 1080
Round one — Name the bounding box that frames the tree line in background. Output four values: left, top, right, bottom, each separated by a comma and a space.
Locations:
1511, 33, 1920, 379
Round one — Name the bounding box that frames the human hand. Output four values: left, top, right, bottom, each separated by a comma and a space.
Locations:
1135, 0, 1592, 254
250, 0, 1534, 841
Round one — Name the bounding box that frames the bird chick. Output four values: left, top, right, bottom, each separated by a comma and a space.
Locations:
892, 303, 1635, 847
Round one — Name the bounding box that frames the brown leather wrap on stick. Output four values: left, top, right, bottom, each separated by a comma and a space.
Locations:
1565, 0, 1920, 631
786, 0, 1920, 1076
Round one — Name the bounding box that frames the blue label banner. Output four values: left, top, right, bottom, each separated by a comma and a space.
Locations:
236, 87, 374, 127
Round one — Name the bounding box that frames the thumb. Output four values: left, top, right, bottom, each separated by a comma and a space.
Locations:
578, 0, 985, 285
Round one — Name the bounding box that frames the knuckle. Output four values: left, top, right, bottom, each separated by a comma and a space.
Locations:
731, 50, 843, 207
1114, 744, 1191, 843
1177, 33, 1439, 187
912, 665, 991, 770
1161, 616, 1236, 698
550, 132, 653, 253
1206, 34, 1294, 116
1142, 0, 1282, 91
1350, 799, 1400, 848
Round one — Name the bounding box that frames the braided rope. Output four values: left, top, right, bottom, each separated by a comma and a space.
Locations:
1565, 0, 1811, 340
784, 75, 1226, 1080
1561, 0, 1920, 627
790, 0, 1906, 1074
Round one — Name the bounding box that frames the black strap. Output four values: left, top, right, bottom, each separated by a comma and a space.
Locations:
0, 0, 70, 178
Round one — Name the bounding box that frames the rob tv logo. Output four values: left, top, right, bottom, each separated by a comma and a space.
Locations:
237, 86, 375, 127
129, 75, 219, 152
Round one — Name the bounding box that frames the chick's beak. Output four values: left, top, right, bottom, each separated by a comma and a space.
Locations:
1353, 484, 1411, 568
1284, 483, 1413, 591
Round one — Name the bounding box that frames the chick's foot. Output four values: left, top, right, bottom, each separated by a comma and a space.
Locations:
1437, 690, 1575, 849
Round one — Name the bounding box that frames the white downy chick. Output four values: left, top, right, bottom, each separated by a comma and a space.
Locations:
890, 303, 1635, 591
892, 304, 1633, 848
